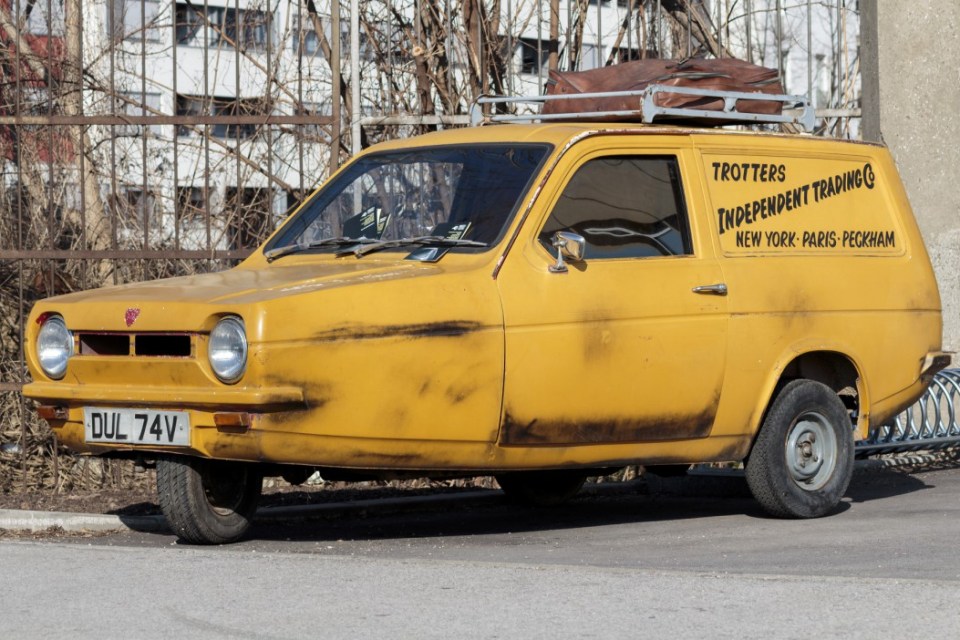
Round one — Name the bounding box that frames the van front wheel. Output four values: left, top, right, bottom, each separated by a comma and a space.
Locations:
745, 380, 854, 518
157, 456, 262, 544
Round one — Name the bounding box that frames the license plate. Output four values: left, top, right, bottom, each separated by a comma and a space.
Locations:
83, 408, 190, 446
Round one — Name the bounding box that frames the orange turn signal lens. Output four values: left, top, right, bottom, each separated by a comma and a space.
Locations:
213, 412, 251, 431
36, 405, 69, 421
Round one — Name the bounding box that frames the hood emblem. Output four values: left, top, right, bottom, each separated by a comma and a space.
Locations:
125, 308, 141, 327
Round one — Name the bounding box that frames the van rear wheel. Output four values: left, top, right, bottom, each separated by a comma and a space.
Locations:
496, 470, 587, 506
746, 380, 854, 518
157, 456, 262, 544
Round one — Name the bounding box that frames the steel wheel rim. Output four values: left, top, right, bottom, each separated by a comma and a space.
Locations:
202, 464, 250, 516
785, 411, 837, 491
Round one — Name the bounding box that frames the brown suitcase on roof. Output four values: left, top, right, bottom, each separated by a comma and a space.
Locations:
542, 57, 783, 123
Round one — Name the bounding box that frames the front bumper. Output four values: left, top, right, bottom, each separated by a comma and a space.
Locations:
25, 381, 306, 460
24, 381, 304, 411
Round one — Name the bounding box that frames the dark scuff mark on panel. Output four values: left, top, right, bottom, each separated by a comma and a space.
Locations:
263, 375, 332, 411
501, 412, 551, 444
312, 321, 485, 343
265, 407, 317, 426
710, 437, 752, 463
500, 404, 718, 446
445, 385, 476, 405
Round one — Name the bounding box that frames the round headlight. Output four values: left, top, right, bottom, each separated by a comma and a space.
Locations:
37, 315, 73, 379
208, 316, 247, 383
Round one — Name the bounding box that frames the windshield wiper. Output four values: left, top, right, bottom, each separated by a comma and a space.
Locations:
337, 235, 488, 258
264, 237, 379, 262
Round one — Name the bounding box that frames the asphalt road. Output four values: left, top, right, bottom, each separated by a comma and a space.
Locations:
3, 465, 960, 639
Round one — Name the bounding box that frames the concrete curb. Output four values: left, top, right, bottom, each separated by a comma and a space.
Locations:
1, 451, 956, 534
0, 509, 167, 534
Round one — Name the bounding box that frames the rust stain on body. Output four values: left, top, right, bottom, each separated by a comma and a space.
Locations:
312, 321, 485, 343
500, 405, 716, 446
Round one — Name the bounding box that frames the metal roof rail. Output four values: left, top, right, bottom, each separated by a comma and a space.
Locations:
470, 84, 815, 133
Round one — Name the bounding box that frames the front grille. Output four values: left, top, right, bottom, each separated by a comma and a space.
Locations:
76, 332, 193, 357
135, 334, 192, 357
79, 333, 129, 356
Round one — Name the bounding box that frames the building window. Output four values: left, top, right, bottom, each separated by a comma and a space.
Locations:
518, 38, 549, 75
225, 187, 272, 250
614, 47, 640, 63
175, 95, 270, 139
285, 190, 304, 216
108, 0, 161, 42
176, 186, 207, 222
175, 3, 272, 49
210, 97, 266, 139
13, 0, 65, 36
175, 3, 203, 45
298, 101, 331, 141
291, 12, 323, 56
116, 188, 157, 228
174, 94, 204, 137
232, 8, 272, 49
289, 13, 373, 59
117, 92, 162, 136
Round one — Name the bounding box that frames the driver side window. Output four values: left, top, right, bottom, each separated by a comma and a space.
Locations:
539, 155, 693, 259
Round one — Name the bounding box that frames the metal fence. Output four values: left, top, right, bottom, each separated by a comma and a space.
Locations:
857, 370, 960, 456
0, 0, 862, 491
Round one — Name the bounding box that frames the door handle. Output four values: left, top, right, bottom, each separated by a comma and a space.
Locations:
692, 283, 728, 296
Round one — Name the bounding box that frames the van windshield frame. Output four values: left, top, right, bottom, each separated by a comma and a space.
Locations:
264, 143, 553, 257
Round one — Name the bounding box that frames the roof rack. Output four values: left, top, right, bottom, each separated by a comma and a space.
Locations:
470, 84, 815, 133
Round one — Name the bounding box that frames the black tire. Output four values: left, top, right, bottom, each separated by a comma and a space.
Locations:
745, 379, 854, 518
157, 456, 262, 544
495, 470, 587, 507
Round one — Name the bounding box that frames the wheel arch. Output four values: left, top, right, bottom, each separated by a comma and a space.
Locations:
752, 349, 868, 444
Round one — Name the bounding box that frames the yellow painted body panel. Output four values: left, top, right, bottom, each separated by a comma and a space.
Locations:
23, 123, 943, 473
690, 134, 942, 440
496, 139, 730, 448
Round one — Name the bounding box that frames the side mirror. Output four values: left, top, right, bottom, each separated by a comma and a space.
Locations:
549, 231, 586, 273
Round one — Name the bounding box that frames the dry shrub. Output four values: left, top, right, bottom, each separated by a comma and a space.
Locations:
0, 177, 232, 494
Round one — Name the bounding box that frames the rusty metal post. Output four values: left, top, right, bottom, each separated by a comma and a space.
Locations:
776, 0, 783, 82
350, 0, 360, 156
807, 0, 813, 105
549, 0, 559, 71
330, 0, 342, 174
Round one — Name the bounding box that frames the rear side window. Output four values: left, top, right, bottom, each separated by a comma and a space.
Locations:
538, 155, 692, 259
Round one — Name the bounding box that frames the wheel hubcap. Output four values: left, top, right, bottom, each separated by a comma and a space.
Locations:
202, 462, 251, 516
785, 411, 837, 491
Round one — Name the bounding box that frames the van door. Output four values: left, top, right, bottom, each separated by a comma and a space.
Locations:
496, 142, 728, 446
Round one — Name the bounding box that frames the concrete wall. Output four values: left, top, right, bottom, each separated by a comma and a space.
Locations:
861, 1, 960, 353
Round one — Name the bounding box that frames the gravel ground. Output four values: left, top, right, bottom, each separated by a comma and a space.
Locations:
0, 473, 505, 517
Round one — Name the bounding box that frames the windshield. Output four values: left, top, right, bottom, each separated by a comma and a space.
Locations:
266, 144, 550, 256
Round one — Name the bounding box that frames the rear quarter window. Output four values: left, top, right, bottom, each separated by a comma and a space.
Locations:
701, 151, 904, 256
